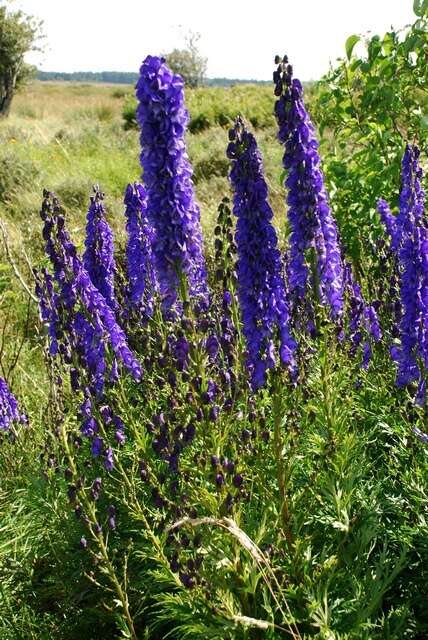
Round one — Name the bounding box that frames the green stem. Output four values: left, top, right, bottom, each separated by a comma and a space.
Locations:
272, 374, 293, 550
59, 422, 138, 640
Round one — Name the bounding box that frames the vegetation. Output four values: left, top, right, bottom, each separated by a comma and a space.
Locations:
0, 1, 43, 117
315, 6, 428, 264
0, 6, 427, 640
163, 31, 207, 88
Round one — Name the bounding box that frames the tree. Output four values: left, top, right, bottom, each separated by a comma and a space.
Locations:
0, 2, 43, 117
163, 31, 207, 88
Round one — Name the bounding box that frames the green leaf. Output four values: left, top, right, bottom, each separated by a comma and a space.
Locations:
345, 35, 360, 60
413, 0, 428, 16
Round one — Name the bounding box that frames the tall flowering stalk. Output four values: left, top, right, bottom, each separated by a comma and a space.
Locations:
123, 182, 157, 318
273, 56, 344, 319
83, 188, 119, 312
379, 145, 427, 402
227, 117, 296, 389
0, 377, 26, 432
136, 55, 208, 315
344, 263, 381, 369
38, 191, 142, 393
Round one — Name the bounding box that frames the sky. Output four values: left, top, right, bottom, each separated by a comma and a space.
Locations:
13, 0, 416, 81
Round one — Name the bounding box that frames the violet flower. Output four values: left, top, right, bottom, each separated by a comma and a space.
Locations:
124, 182, 157, 317
38, 191, 142, 390
273, 56, 344, 319
83, 188, 118, 312
136, 55, 208, 315
0, 377, 26, 432
227, 117, 296, 389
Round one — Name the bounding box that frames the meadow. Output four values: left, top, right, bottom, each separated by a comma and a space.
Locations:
0, 15, 427, 640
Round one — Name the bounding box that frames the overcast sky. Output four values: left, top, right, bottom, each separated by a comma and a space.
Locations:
15, 0, 416, 80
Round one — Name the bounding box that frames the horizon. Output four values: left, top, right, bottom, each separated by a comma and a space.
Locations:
16, 0, 416, 82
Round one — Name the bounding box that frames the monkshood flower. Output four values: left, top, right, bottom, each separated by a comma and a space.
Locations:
344, 262, 381, 369
273, 56, 344, 319
0, 377, 26, 432
227, 117, 296, 389
34, 268, 62, 357
123, 182, 157, 317
136, 55, 208, 314
379, 146, 427, 399
83, 188, 118, 312
38, 191, 142, 389
378, 145, 424, 251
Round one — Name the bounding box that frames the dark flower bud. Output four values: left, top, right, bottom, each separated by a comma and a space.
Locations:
179, 572, 194, 588
209, 406, 219, 422
241, 428, 251, 442
210, 455, 219, 468
186, 559, 195, 571
274, 55, 281, 64
224, 459, 235, 474
233, 473, 243, 488
146, 421, 155, 433
215, 473, 224, 486
79, 536, 88, 549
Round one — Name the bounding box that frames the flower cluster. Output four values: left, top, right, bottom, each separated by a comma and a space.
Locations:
0, 377, 26, 432
37, 191, 142, 394
379, 145, 427, 401
227, 117, 296, 388
344, 263, 381, 369
124, 182, 157, 318
83, 188, 119, 312
273, 55, 344, 320
136, 55, 208, 315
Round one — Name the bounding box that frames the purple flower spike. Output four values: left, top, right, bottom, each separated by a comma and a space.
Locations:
227, 117, 296, 389
124, 182, 157, 317
0, 377, 26, 432
38, 191, 142, 390
380, 145, 427, 398
83, 188, 119, 312
273, 57, 344, 319
136, 55, 209, 315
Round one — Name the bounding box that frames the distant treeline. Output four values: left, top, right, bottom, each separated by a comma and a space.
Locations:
36, 70, 271, 86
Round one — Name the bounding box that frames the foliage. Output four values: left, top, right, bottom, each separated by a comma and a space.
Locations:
0, 2, 43, 117
0, 15, 427, 639
163, 31, 207, 88
314, 9, 428, 264
122, 83, 301, 133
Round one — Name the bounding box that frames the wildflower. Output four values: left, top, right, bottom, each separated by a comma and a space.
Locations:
38, 191, 142, 389
136, 55, 208, 314
274, 56, 344, 318
227, 117, 296, 389
83, 188, 118, 312
0, 377, 26, 432
124, 182, 157, 317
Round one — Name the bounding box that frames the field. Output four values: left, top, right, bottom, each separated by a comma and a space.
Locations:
0, 24, 427, 640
